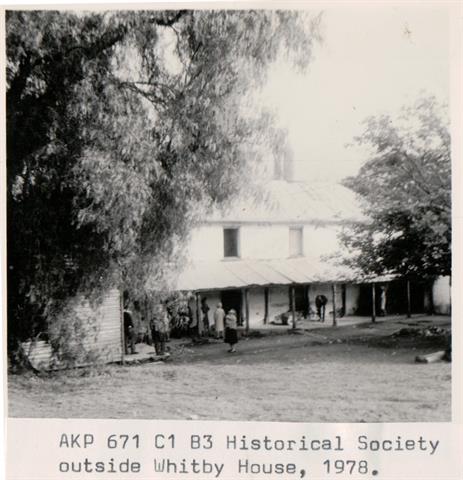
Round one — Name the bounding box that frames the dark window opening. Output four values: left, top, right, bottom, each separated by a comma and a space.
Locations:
223, 228, 239, 257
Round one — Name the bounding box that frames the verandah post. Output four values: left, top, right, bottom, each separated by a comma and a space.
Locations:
196, 292, 203, 335
341, 284, 346, 317
371, 283, 376, 323
240, 288, 246, 327
406, 279, 411, 318
332, 284, 337, 327
264, 287, 269, 324
305, 284, 310, 318
245, 288, 250, 333
428, 280, 435, 315
290, 285, 296, 329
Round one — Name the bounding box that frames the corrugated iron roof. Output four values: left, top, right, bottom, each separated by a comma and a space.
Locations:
206, 180, 366, 224
175, 257, 361, 291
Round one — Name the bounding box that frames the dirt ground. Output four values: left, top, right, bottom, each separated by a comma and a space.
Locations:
8, 315, 451, 422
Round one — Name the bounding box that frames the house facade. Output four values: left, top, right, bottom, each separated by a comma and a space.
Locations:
176, 180, 452, 329
176, 180, 365, 329
22, 180, 451, 369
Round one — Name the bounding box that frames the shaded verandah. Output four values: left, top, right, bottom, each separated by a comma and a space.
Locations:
174, 257, 394, 333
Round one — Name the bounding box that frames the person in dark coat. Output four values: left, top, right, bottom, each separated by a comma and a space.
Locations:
224, 309, 238, 353
315, 294, 328, 322
187, 293, 199, 338
124, 309, 136, 354
150, 304, 170, 356
201, 297, 210, 334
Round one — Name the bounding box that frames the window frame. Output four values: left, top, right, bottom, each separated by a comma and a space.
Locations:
223, 226, 241, 259
288, 226, 304, 258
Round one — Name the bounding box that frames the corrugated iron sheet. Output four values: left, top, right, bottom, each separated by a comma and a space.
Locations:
206, 180, 365, 224
175, 257, 361, 291
22, 288, 122, 370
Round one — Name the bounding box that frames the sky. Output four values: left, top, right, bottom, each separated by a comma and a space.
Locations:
260, 5, 450, 183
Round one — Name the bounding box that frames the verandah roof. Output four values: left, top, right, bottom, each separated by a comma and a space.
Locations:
175, 257, 363, 292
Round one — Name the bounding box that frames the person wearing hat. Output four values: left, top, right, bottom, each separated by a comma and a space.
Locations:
214, 302, 225, 339
224, 308, 238, 353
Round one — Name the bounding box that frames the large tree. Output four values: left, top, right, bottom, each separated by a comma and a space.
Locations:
6, 10, 322, 352
340, 96, 451, 280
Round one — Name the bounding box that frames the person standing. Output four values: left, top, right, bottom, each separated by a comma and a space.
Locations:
201, 297, 210, 334
315, 294, 328, 322
214, 302, 225, 339
123, 307, 137, 355
379, 286, 387, 316
187, 293, 198, 338
150, 304, 170, 356
224, 308, 238, 353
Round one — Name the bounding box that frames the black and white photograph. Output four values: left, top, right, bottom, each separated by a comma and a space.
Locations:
5, 4, 453, 424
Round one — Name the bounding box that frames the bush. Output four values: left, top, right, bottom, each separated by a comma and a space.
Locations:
47, 300, 102, 369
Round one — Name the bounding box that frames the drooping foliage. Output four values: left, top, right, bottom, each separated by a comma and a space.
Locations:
7, 10, 322, 350
340, 96, 451, 279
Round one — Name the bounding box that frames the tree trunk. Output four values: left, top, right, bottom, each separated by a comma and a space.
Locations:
406, 280, 411, 318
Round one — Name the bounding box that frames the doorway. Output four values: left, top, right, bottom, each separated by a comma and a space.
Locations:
294, 285, 309, 316
221, 289, 243, 325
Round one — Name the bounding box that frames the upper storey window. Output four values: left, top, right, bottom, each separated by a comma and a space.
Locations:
223, 228, 240, 258
289, 227, 303, 257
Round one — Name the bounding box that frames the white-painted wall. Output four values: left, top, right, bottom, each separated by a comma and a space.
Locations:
433, 276, 451, 315
303, 224, 340, 258
345, 284, 361, 315
186, 224, 364, 325
248, 287, 265, 327
241, 225, 289, 259
187, 226, 224, 261
268, 286, 290, 321
187, 223, 341, 261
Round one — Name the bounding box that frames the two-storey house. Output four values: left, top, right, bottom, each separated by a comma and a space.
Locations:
175, 180, 365, 329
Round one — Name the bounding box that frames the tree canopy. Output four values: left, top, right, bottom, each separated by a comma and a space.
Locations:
340, 96, 451, 280
7, 9, 322, 347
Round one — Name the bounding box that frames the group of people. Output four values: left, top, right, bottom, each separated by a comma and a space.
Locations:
195, 299, 239, 352
123, 302, 170, 357
124, 297, 240, 356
